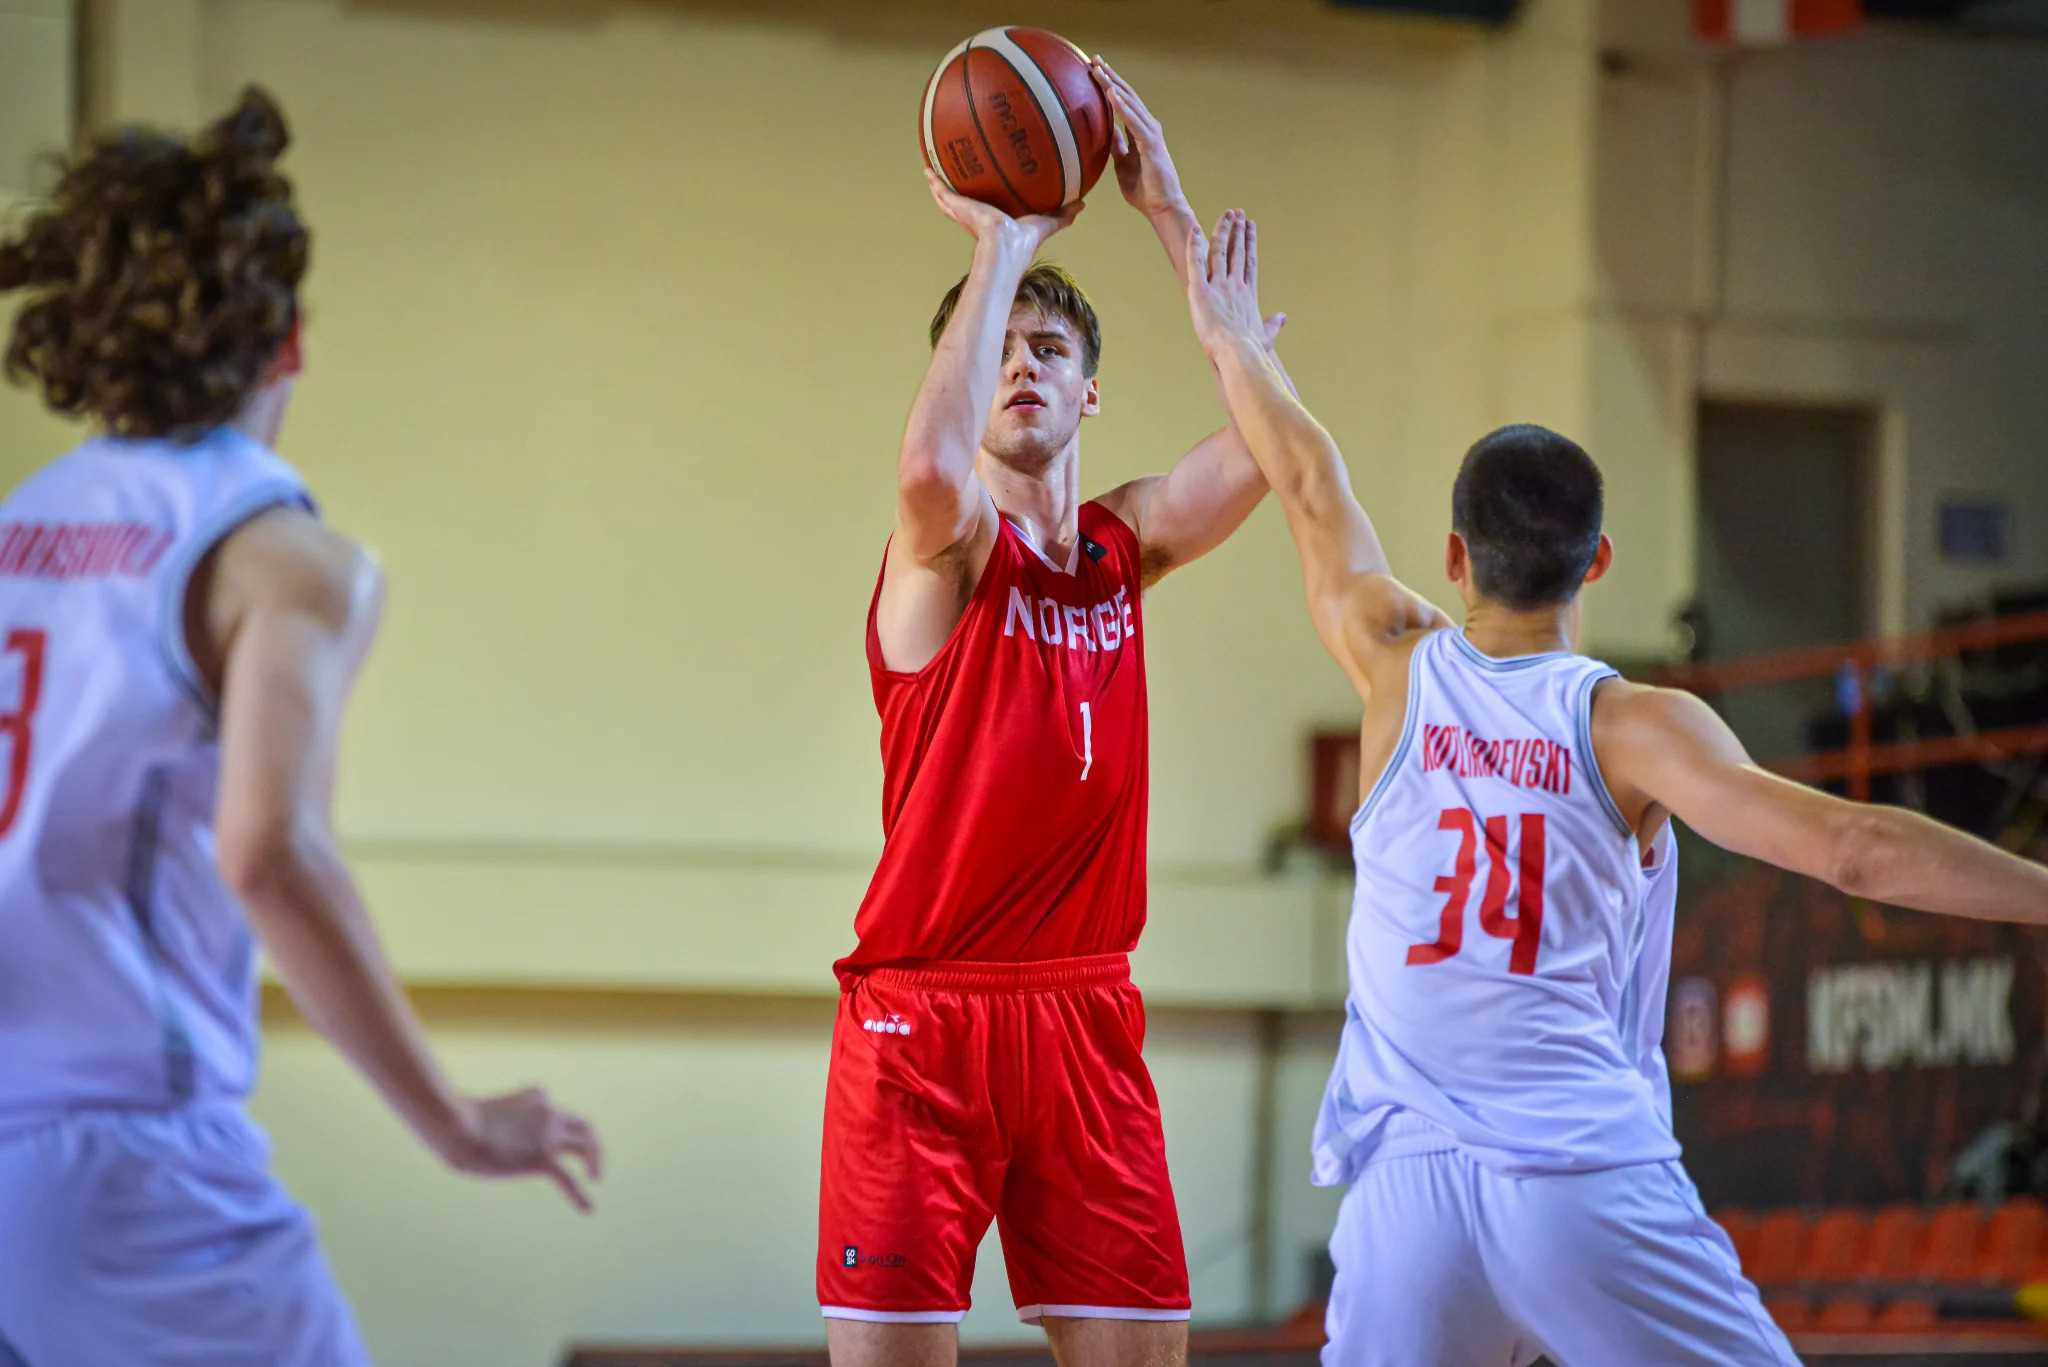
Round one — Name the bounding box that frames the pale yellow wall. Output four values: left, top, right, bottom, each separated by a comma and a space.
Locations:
0, 1, 72, 193
0, 0, 79, 474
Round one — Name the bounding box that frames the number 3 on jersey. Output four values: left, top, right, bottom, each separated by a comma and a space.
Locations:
0, 628, 48, 837
1406, 807, 1545, 975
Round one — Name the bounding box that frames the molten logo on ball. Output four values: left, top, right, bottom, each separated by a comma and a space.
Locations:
918, 26, 1112, 217
987, 91, 1041, 179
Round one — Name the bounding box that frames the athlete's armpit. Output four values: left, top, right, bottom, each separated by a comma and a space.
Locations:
1593, 684, 1849, 884
1324, 573, 1455, 698
1095, 425, 1267, 591
874, 499, 1001, 674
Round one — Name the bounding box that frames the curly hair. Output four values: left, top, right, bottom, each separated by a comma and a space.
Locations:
0, 87, 309, 441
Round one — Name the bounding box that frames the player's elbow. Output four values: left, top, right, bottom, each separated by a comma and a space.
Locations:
1825, 806, 1902, 900
896, 454, 951, 500
1276, 449, 1352, 525
217, 816, 327, 912
896, 448, 968, 506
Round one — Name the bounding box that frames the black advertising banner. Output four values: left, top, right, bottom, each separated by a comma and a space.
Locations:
1669, 832, 2048, 1209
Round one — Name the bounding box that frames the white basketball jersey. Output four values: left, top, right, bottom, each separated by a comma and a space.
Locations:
1313, 627, 1682, 1183
0, 428, 312, 1141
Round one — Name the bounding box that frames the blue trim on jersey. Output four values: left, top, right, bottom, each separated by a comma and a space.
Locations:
1573, 667, 1634, 839
1447, 629, 1574, 673
1350, 630, 1434, 836
1614, 867, 1651, 1061
122, 764, 197, 1101
158, 476, 314, 718
121, 765, 168, 938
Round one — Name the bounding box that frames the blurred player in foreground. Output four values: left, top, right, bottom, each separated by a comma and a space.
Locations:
0, 89, 599, 1367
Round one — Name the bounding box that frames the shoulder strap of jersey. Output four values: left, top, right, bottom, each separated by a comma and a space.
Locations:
154, 429, 315, 715
1079, 499, 1139, 572
864, 506, 1020, 681
1352, 626, 1448, 837
1570, 663, 1633, 840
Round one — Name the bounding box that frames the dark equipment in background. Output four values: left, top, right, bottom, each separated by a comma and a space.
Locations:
1327, 0, 1522, 24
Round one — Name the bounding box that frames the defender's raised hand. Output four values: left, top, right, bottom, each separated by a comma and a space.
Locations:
1186, 210, 1269, 352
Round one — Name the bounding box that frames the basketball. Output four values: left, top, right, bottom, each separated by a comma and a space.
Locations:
918, 27, 1113, 219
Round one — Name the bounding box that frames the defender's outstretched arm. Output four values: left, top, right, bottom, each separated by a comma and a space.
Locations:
1088, 62, 1290, 586
1600, 683, 2048, 923
1184, 212, 1449, 692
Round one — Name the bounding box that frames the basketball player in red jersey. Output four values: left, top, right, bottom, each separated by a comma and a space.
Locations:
816, 61, 1287, 1367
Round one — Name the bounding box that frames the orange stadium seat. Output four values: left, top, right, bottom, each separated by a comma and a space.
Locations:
1977, 1198, 2047, 1284
1859, 1204, 1928, 1282
1763, 1291, 1813, 1332
1714, 1208, 1763, 1271
1875, 1296, 1938, 1330
1920, 1202, 1989, 1283
1816, 1294, 1876, 1331
1749, 1210, 1813, 1287
1806, 1208, 1869, 1284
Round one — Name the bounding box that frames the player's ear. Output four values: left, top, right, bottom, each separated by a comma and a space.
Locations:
1445, 531, 1468, 586
1081, 376, 1100, 418
1584, 533, 1614, 586
265, 319, 304, 382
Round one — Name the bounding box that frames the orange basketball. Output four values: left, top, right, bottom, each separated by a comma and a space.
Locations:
918, 27, 1113, 219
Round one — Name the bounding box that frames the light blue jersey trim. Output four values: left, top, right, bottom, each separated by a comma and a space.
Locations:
1447, 629, 1574, 673
157, 477, 314, 718
120, 764, 196, 1101
1350, 630, 1434, 836
1573, 666, 1634, 838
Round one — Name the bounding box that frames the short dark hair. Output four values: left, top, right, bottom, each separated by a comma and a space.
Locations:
0, 87, 307, 440
928, 263, 1101, 377
1450, 423, 1604, 609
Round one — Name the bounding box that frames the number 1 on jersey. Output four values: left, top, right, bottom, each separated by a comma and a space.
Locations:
1405, 807, 1545, 974
1079, 701, 1093, 782
0, 628, 48, 838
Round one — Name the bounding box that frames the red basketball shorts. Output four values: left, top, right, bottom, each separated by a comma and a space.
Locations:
815, 953, 1191, 1325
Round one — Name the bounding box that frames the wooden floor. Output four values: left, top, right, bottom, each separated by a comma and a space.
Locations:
565, 1326, 2048, 1367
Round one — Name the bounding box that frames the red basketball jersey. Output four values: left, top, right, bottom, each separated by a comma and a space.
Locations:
838, 502, 1148, 973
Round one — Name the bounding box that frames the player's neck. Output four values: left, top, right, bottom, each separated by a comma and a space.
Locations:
979, 443, 1081, 565
230, 380, 293, 449
1460, 599, 1580, 659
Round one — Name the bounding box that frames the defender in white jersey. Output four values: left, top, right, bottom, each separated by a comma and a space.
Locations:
0, 90, 600, 1366
1180, 211, 2048, 1365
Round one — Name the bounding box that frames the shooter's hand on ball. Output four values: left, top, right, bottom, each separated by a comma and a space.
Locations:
924, 167, 1081, 256
1099, 62, 1289, 365
1092, 57, 1188, 222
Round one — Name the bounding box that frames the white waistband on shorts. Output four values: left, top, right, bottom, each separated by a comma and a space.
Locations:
1364, 1109, 1460, 1165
